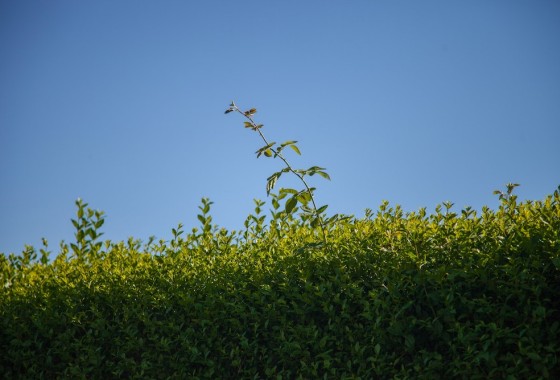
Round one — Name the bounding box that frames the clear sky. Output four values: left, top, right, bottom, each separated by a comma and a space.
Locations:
1, 1, 559, 256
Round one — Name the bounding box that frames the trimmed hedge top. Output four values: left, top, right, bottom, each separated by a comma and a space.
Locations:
1, 187, 559, 379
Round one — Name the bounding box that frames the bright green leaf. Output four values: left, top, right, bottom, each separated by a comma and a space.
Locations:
289, 144, 301, 155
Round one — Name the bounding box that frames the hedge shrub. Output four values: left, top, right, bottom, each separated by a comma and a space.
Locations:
1, 187, 559, 378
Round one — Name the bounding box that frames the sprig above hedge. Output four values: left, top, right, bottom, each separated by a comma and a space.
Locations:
226, 101, 332, 246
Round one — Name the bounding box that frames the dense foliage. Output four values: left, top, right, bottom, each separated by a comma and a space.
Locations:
1, 186, 559, 379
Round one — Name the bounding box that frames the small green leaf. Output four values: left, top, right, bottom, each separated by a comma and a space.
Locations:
316, 171, 331, 180
308, 166, 325, 171
256, 142, 276, 157
300, 204, 313, 213
285, 196, 298, 214
267, 172, 282, 182
280, 140, 297, 146
289, 144, 301, 155
266, 173, 281, 194
278, 141, 301, 155
317, 204, 328, 214
310, 217, 321, 228
297, 191, 312, 204
279, 188, 298, 195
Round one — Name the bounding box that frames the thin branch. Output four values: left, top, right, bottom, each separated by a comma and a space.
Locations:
229, 103, 328, 245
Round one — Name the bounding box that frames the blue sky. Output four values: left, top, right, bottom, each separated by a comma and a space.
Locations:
1, 1, 559, 255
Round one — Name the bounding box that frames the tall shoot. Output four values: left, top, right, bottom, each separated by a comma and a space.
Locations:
225, 101, 331, 246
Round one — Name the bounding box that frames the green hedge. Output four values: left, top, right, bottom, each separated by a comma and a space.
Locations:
1, 188, 559, 378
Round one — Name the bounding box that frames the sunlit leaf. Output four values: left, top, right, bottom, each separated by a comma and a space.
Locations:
256, 142, 276, 157
297, 191, 312, 204
266, 174, 280, 194
279, 188, 298, 195
289, 144, 301, 155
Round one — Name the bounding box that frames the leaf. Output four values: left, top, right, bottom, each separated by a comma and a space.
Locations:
266, 172, 282, 194
310, 217, 321, 228
279, 139, 300, 151
308, 166, 325, 171
285, 196, 298, 214
300, 204, 313, 213
256, 142, 276, 158
316, 171, 331, 180
296, 191, 312, 204
289, 144, 301, 155
266, 179, 277, 194
317, 204, 328, 214
278, 141, 301, 155
244, 108, 257, 116
267, 172, 282, 182
279, 188, 298, 195
244, 121, 253, 129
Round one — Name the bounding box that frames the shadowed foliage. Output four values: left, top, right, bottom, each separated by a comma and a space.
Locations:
1, 184, 559, 378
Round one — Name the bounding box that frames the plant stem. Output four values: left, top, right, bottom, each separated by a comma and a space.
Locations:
231, 105, 328, 246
